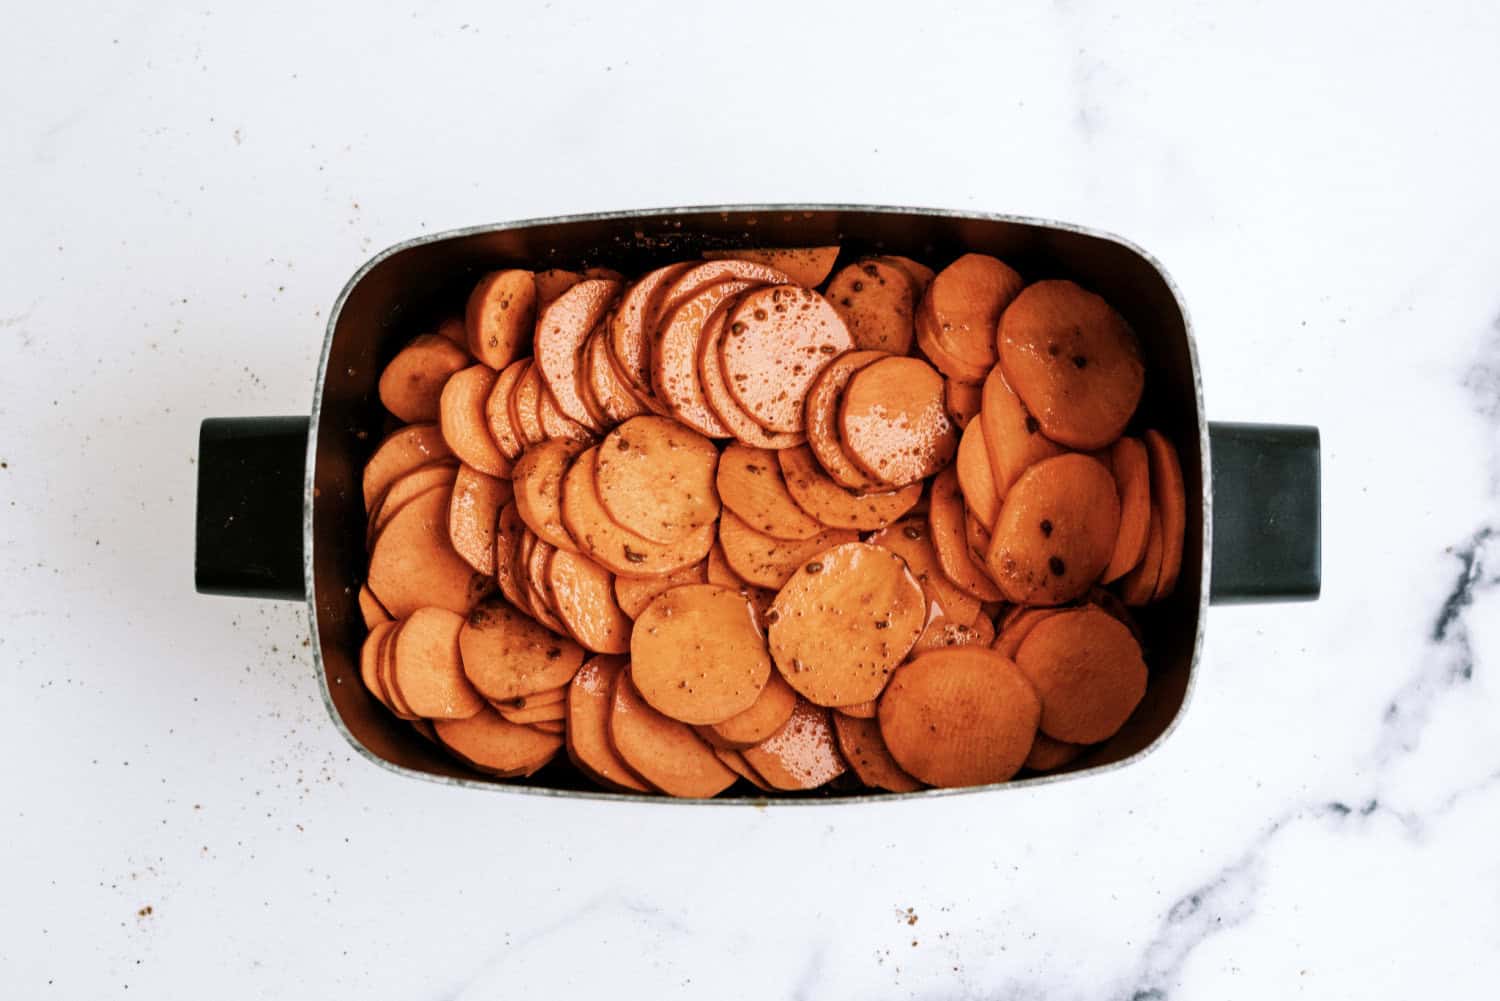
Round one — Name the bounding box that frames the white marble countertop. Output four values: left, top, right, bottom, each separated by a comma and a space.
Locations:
4, 1, 1498, 997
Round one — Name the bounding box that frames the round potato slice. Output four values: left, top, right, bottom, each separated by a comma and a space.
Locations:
612, 560, 708, 619
448, 463, 512, 576
1025, 733, 1087, 772
378, 333, 471, 423
698, 303, 805, 449
458, 596, 586, 702
493, 502, 530, 612
392, 607, 485, 719
717, 443, 823, 541
740, 700, 847, 791
838, 355, 956, 487
439, 364, 512, 478
536, 384, 593, 443
871, 255, 935, 294
566, 655, 654, 793
546, 547, 631, 655
595, 416, 720, 544
652, 279, 754, 437
986, 454, 1121, 605
512, 439, 586, 553
523, 536, 571, 636
915, 253, 1024, 384
713, 747, 772, 792
560, 446, 716, 577
368, 486, 491, 618
434, 316, 467, 347
826, 260, 916, 353
701, 246, 838, 287
776, 445, 922, 531
996, 280, 1144, 450
483, 359, 530, 461
1101, 436, 1151, 583
803, 349, 889, 490
649, 259, 792, 345
360, 620, 398, 709
834, 699, 877, 719
1143, 429, 1185, 601
609, 262, 696, 408
878, 646, 1040, 788
705, 540, 778, 625
704, 669, 797, 749
630, 584, 771, 725
609, 670, 737, 798
535, 278, 621, 429
533, 268, 583, 306
928, 467, 1003, 602
871, 518, 983, 626
363, 423, 453, 512
832, 712, 922, 793
1119, 505, 1165, 607
990, 607, 1065, 659
945, 378, 982, 430
979, 365, 1066, 498
767, 542, 925, 707
912, 612, 996, 655
434, 707, 562, 778
585, 324, 648, 424
717, 510, 857, 590
358, 585, 391, 630
465, 270, 536, 370
367, 463, 457, 549
721, 286, 853, 433
1013, 607, 1146, 744
508, 360, 546, 447
954, 418, 1000, 528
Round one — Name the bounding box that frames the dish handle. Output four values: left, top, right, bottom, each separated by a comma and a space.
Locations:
1208, 422, 1321, 604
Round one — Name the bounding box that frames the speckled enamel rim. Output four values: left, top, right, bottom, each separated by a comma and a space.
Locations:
305, 204, 1210, 803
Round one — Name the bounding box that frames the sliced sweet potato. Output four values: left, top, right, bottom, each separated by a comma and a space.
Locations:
777, 445, 922, 531
358, 585, 391, 629
945, 379, 982, 430
534, 268, 584, 306
965, 511, 994, 567
911, 612, 996, 655
378, 333, 471, 423
1101, 436, 1151, 583
378, 622, 419, 719
511, 439, 586, 553
530, 719, 565, 736
559, 446, 716, 577
1086, 585, 1143, 642
609, 263, 696, 408
720, 286, 853, 434
704, 669, 797, 749
1143, 430, 1185, 601
1118, 505, 1164, 607
359, 620, 397, 708
368, 485, 491, 618
498, 700, 567, 725
915, 254, 1025, 384
871, 255, 935, 294
767, 542, 925, 707
630, 584, 770, 725
649, 259, 792, 339
698, 302, 806, 449
652, 279, 754, 437
954, 418, 1000, 528
465, 270, 536, 370
996, 280, 1144, 449
839, 355, 956, 487
717, 509, 857, 590
566, 655, 654, 792
484, 359, 530, 461
448, 464, 511, 576
826, 260, 916, 353
585, 323, 648, 424
609, 670, 736, 798
508, 360, 547, 447
493, 502, 531, 612
927, 467, 1002, 602
878, 646, 1039, 788
704, 541, 779, 624
741, 700, 847, 790
392, 607, 485, 719
458, 596, 586, 702
546, 547, 631, 655
535, 278, 621, 429
1013, 607, 1146, 744
979, 366, 1065, 498
368, 462, 458, 550
536, 384, 593, 443
702, 246, 838, 287
834, 699, 877, 719
613, 560, 708, 619
490, 686, 566, 711
985, 454, 1120, 605
439, 364, 511, 478
717, 443, 823, 541
434, 707, 562, 777
832, 713, 922, 792
713, 747, 772, 792
803, 349, 890, 490
434, 316, 467, 347
1025, 734, 1086, 772
990, 607, 1065, 659
523, 537, 571, 637
362, 423, 453, 511
595, 417, 720, 543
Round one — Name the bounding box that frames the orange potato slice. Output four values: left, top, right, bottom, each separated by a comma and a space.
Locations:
358, 585, 391, 630
702, 246, 838, 287
362, 423, 453, 512
826, 260, 916, 353
489, 686, 566, 711
716, 443, 823, 541
832, 712, 922, 793
559, 446, 716, 577
609, 263, 696, 410
945, 378, 982, 430
368, 485, 491, 618
1013, 607, 1146, 744
870, 255, 935, 294
584, 323, 648, 424
833, 699, 877, 719
359, 620, 398, 709
492, 502, 530, 612
1142, 430, 1185, 601
838, 355, 956, 487
536, 384, 593, 444
721, 286, 853, 434
533, 268, 584, 306
546, 547, 631, 655
594, 416, 720, 543
990, 607, 1065, 659
979, 365, 1066, 498
1025, 734, 1086, 772
915, 253, 1024, 384
498, 700, 567, 725
392, 607, 484, 719
612, 560, 708, 619
609, 670, 736, 798
630, 584, 771, 725
434, 707, 562, 777
927, 467, 1003, 602
458, 596, 586, 702
508, 360, 547, 447
535, 278, 621, 429
698, 301, 805, 449
652, 279, 754, 437
741, 700, 847, 791
448, 463, 512, 576
703, 667, 797, 749
465, 270, 536, 370
512, 439, 586, 553
717, 509, 857, 590
378, 333, 471, 423
483, 358, 530, 461
434, 316, 467, 347
368, 463, 457, 549
705, 540, 778, 624
1118, 505, 1164, 607
523, 536, 571, 636
802, 349, 891, 491
712, 747, 773, 792
911, 611, 996, 655
777, 445, 922, 531
986, 454, 1120, 605
649, 259, 792, 344
566, 655, 654, 793
1101, 436, 1151, 583
439, 364, 512, 478
954, 418, 1000, 528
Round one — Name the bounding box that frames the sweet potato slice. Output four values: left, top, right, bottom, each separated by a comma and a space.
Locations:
434, 707, 562, 777
448, 464, 511, 576
767, 542, 925, 707
834, 700, 877, 719
698, 302, 805, 449
703, 669, 797, 749
915, 253, 1025, 384
979, 366, 1065, 498
649, 260, 792, 341
367, 463, 458, 549
839, 356, 956, 487
653, 279, 754, 437
378, 333, 471, 423
721, 286, 853, 434
546, 548, 631, 654
529, 720, 565, 736
438, 364, 511, 477
911, 612, 996, 656
536, 385, 593, 443
986, 454, 1120, 605
434, 316, 467, 347
717, 510, 857, 590
1142, 430, 1185, 601
996, 280, 1144, 450
990, 607, 1065, 659
465, 270, 536, 370
945, 379, 982, 430
702, 246, 838, 288
585, 323, 648, 424
360, 620, 397, 708
1101, 436, 1151, 583
630, 584, 771, 725
560, 446, 716, 577
869, 518, 987, 626
612, 560, 708, 619
534, 268, 584, 306
490, 686, 566, 711
705, 541, 778, 623
871, 255, 935, 294
954, 418, 1000, 528
358, 585, 391, 629
833, 713, 922, 792
508, 360, 547, 447
927, 467, 1003, 602
1118, 505, 1164, 607
595, 416, 720, 543
483, 359, 530, 461
1014, 607, 1146, 744
777, 445, 922, 531
498, 700, 567, 725
368, 486, 491, 618
826, 260, 916, 353
493, 502, 530, 611
609, 671, 736, 798
512, 439, 586, 553
392, 607, 485, 719
363, 423, 453, 511
535, 278, 621, 428
523, 537, 571, 636
713, 747, 772, 792
566, 655, 653, 793
377, 623, 420, 719
741, 700, 847, 791
879, 646, 1039, 788
458, 596, 586, 702
803, 349, 890, 490
1025, 734, 1086, 772
609, 263, 696, 408
717, 443, 822, 541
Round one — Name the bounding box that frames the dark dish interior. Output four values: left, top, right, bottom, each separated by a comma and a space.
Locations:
309, 207, 1204, 798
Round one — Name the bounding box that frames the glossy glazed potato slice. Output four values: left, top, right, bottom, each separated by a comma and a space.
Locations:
368, 463, 457, 549
649, 259, 791, 344
717, 510, 857, 590
609, 671, 736, 798
701, 246, 839, 287
1118, 505, 1164, 607
954, 418, 1001, 528
838, 356, 956, 487
1024, 734, 1086, 772
536, 384, 593, 443
705, 541, 778, 624
489, 686, 566, 712
362, 423, 453, 511
945, 379, 982, 430
482, 359, 530, 461
368, 486, 491, 618
630, 584, 770, 725
359, 620, 398, 709
1143, 430, 1186, 601
698, 303, 805, 449
609, 262, 696, 409
546, 547, 632, 655
878, 646, 1039, 788
458, 596, 586, 702
703, 670, 797, 749
508, 361, 547, 448
721, 286, 853, 434
523, 537, 572, 637
612, 560, 708, 619
594, 417, 720, 544
834, 700, 877, 720
915, 254, 1024, 384
535, 278, 621, 429
1101, 436, 1151, 583
716, 443, 823, 541
911, 612, 996, 656
832, 713, 922, 793
392, 607, 485, 719
498, 700, 567, 725
803, 349, 889, 490
378, 333, 471, 423
559, 447, 716, 577
990, 607, 1065, 659
870, 255, 935, 294
492, 502, 530, 612
713, 747, 772, 791
652, 279, 753, 437
434, 707, 562, 778
985, 454, 1121, 606
927, 467, 1003, 602
534, 268, 584, 306
777, 445, 922, 532
741, 700, 847, 791
465, 270, 536, 370
434, 316, 467, 347
566, 655, 654, 793
1013, 607, 1147, 744
584, 324, 648, 424
378, 623, 419, 719
439, 364, 512, 478
512, 439, 586, 553
358, 585, 391, 629
979, 366, 1066, 498
448, 463, 512, 576
825, 260, 916, 353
